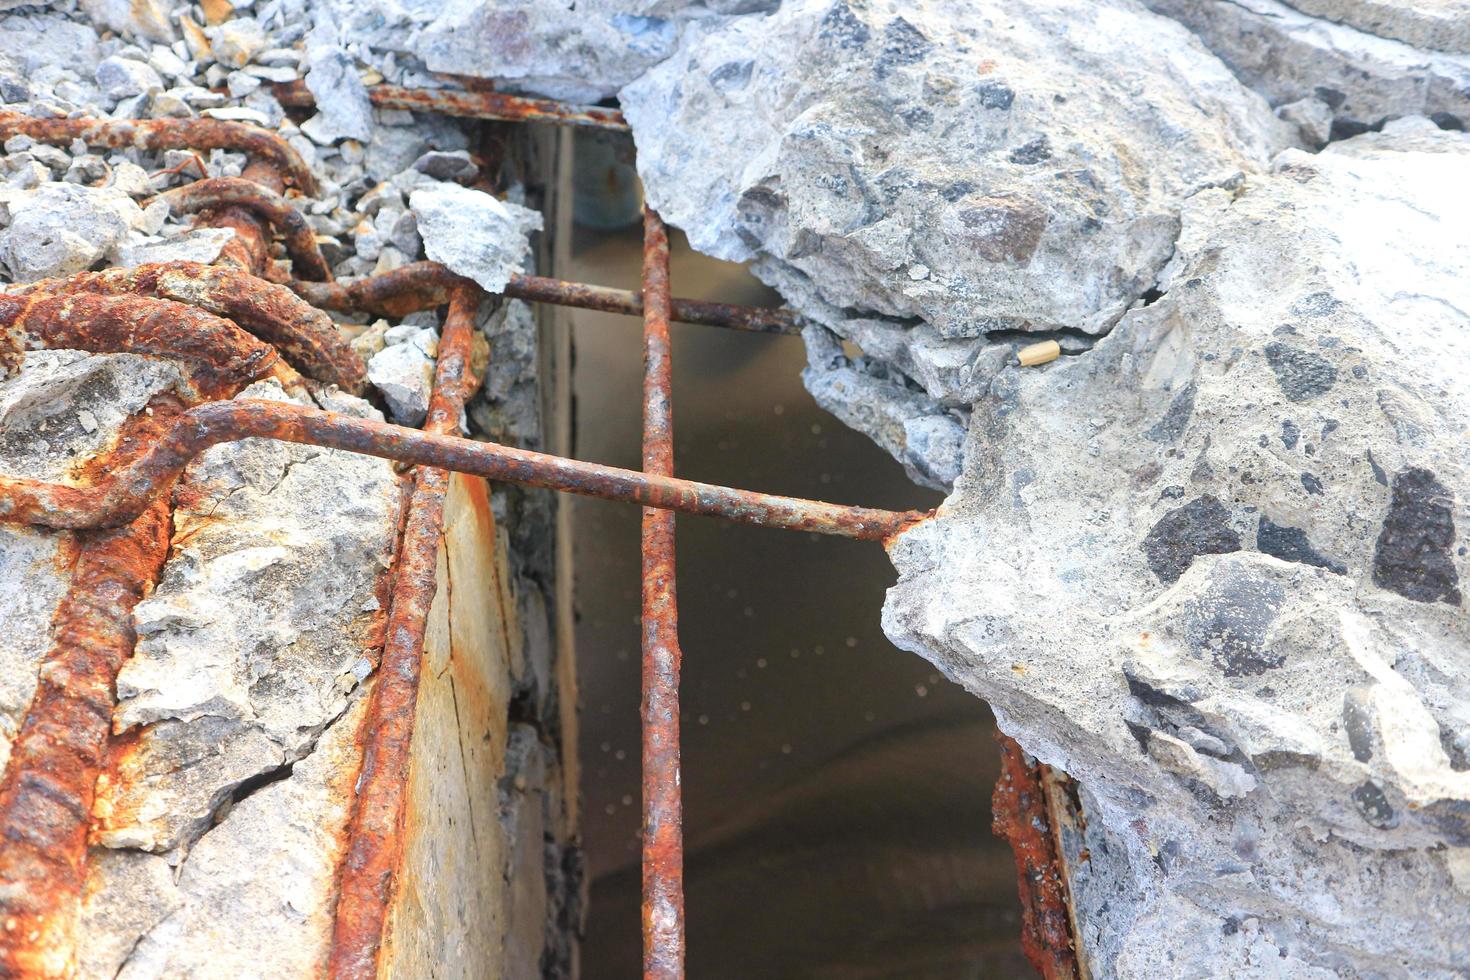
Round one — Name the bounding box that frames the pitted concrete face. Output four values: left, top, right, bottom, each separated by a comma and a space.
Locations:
882, 120, 1470, 976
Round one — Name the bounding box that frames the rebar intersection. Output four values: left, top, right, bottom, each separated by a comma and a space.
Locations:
0, 97, 942, 979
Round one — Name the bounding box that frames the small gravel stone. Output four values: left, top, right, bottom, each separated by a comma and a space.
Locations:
96, 56, 164, 100
411, 150, 476, 182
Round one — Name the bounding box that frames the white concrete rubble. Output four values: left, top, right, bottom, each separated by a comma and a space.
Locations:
410, 183, 543, 293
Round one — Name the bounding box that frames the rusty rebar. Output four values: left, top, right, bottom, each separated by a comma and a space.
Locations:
0, 291, 279, 400
992, 733, 1081, 980
290, 262, 801, 334
640, 208, 685, 979
328, 287, 483, 979
273, 79, 629, 132
156, 177, 332, 282
0, 498, 171, 978
0, 110, 317, 194
13, 263, 364, 393
0, 399, 927, 540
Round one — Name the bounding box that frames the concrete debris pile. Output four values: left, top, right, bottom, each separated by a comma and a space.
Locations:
0, 0, 571, 976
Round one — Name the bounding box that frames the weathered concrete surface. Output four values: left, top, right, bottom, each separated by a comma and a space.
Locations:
883, 120, 1470, 977
93, 380, 400, 860
1145, 0, 1470, 132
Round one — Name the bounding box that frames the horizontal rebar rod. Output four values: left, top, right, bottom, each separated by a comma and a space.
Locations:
0, 400, 927, 540
273, 80, 629, 131
290, 263, 802, 334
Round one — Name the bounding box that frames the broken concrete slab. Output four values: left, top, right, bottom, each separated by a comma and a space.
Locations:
327, 0, 759, 103
622, 0, 1292, 343
1144, 0, 1470, 132
882, 121, 1470, 977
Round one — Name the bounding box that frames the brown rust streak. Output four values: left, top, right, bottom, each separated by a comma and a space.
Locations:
640, 207, 685, 979
14, 262, 364, 393
290, 262, 801, 334
0, 291, 278, 401
0, 394, 179, 978
0, 400, 925, 540
156, 177, 332, 282
992, 733, 1081, 980
0, 110, 318, 195
327, 287, 483, 979
273, 79, 629, 132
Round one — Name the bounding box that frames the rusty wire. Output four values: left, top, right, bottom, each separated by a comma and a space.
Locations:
290, 261, 801, 334
328, 287, 484, 978
640, 208, 685, 978
11, 262, 364, 393
0, 110, 318, 194
0, 290, 280, 400
273, 79, 629, 132
155, 177, 333, 282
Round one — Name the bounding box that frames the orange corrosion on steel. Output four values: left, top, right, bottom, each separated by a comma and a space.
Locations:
0, 291, 278, 400
992, 733, 1081, 980
640, 208, 685, 979
274, 79, 629, 132
0, 110, 318, 194
157, 178, 333, 282
290, 262, 801, 334
0, 400, 926, 540
14, 262, 364, 393
328, 288, 483, 979
0, 393, 182, 978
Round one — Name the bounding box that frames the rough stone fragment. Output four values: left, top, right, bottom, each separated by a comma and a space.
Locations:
205, 17, 269, 69
882, 122, 1470, 977
367, 325, 438, 426
801, 324, 964, 490
110, 228, 236, 268
1144, 0, 1470, 132
0, 182, 147, 281
79, 0, 176, 43
412, 149, 477, 182
96, 56, 165, 101
303, 17, 374, 143
0, 15, 102, 93
327, 0, 764, 103
99, 380, 399, 857
622, 0, 1291, 341
409, 183, 543, 293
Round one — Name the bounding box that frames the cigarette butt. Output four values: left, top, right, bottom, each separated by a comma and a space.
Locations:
1017, 340, 1061, 367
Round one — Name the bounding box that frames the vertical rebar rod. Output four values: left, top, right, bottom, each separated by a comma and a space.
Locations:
328, 287, 483, 979
640, 207, 685, 979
